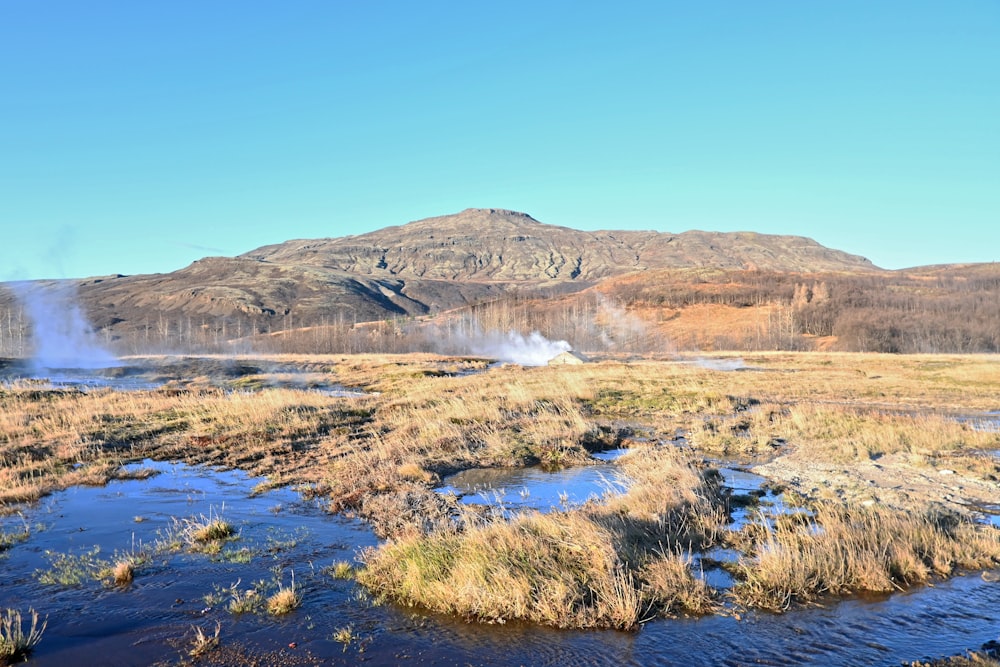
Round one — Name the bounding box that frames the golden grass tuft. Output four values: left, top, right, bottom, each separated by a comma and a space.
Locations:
359, 446, 727, 628
397, 462, 437, 484
0, 608, 47, 662
228, 587, 264, 614
734, 503, 1000, 611
266, 575, 301, 615
332, 625, 356, 650
328, 560, 355, 580
360, 510, 643, 629
162, 509, 237, 553
111, 559, 134, 586
191, 517, 236, 543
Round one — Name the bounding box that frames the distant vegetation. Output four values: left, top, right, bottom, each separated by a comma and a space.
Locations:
1, 264, 998, 358
596, 264, 1000, 354
2, 209, 996, 358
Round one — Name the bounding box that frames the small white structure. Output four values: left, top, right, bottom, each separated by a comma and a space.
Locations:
548, 350, 589, 365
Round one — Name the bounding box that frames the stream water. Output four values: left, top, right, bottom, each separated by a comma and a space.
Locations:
0, 364, 375, 398
2, 459, 998, 665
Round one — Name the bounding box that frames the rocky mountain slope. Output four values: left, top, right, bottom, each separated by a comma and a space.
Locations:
243, 208, 878, 281
1, 208, 882, 351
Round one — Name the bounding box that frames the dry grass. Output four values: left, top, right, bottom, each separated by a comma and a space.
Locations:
266, 577, 301, 615
359, 446, 726, 628
228, 587, 264, 614
734, 503, 1000, 611
639, 550, 716, 615
3, 352, 1000, 629
190, 517, 236, 544
159, 510, 237, 554
360, 510, 644, 629
686, 401, 1000, 468
109, 559, 134, 586
328, 561, 354, 580
332, 625, 356, 650
598, 447, 727, 554
776, 404, 1000, 464
0, 608, 47, 663
188, 621, 221, 658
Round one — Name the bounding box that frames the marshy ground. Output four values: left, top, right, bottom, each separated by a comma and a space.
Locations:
1, 351, 999, 665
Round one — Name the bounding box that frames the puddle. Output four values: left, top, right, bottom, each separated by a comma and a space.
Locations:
693, 546, 741, 590
2, 460, 999, 665
2, 366, 166, 391
953, 411, 1000, 433
717, 466, 812, 531
591, 447, 632, 461
971, 416, 1000, 433
970, 503, 1000, 528
437, 450, 630, 513
0, 460, 381, 666
310, 385, 372, 398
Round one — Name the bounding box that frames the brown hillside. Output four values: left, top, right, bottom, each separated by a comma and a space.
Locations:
243, 208, 879, 281
0, 208, 884, 353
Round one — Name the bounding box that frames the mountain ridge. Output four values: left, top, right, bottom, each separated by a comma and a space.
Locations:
240, 208, 879, 282
0, 208, 887, 350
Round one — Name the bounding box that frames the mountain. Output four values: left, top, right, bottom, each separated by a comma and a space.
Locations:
0, 208, 883, 352
242, 208, 878, 281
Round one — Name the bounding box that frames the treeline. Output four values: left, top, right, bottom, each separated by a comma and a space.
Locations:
601, 267, 1000, 354
241, 293, 672, 357
2, 266, 998, 359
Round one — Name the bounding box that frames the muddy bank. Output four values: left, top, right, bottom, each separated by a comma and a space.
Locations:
753, 446, 1000, 522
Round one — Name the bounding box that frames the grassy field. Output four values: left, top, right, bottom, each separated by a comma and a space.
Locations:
2, 351, 999, 630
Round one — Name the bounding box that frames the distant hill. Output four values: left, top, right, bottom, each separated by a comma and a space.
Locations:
242, 208, 879, 280
0, 208, 903, 355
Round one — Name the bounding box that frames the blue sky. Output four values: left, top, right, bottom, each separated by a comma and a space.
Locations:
2, 1, 997, 279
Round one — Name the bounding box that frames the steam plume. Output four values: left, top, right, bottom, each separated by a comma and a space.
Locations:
465, 329, 572, 366
12, 281, 118, 372
429, 318, 572, 366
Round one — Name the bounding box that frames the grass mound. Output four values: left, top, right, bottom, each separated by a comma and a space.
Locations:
734, 503, 1000, 610
359, 447, 726, 629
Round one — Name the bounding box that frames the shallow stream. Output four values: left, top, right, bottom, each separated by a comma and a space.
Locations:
2, 458, 998, 665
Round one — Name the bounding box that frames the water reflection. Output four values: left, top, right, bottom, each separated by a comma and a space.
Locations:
438, 451, 630, 513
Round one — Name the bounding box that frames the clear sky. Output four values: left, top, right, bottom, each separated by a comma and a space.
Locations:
2, 1, 997, 280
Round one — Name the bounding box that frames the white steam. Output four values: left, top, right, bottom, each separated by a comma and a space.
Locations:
429, 319, 573, 366
594, 294, 672, 354
12, 281, 119, 372
465, 330, 572, 366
